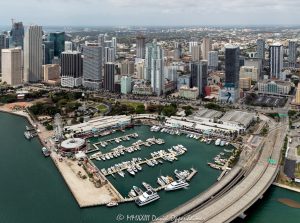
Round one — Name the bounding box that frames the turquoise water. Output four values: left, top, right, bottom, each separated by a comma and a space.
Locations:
1, 112, 300, 223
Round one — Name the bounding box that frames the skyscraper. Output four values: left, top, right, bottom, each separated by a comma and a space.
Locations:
288, 40, 297, 68
174, 42, 182, 60
191, 45, 201, 61
111, 37, 117, 58
82, 44, 103, 90
1, 48, 23, 86
98, 34, 105, 46
42, 41, 54, 64
61, 51, 83, 88
201, 37, 211, 60
225, 45, 240, 88
24, 25, 43, 83
269, 43, 283, 79
136, 35, 146, 59
144, 39, 164, 95
104, 63, 115, 92
256, 39, 265, 60
190, 60, 208, 96
104, 47, 115, 63
64, 41, 73, 51
10, 22, 24, 48
189, 38, 198, 53
208, 51, 218, 68
49, 32, 65, 57
0, 34, 7, 73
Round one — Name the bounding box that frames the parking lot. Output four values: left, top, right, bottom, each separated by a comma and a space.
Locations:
246, 94, 287, 107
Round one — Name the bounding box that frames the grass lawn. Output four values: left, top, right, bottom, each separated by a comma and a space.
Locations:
97, 104, 108, 113
121, 101, 144, 109
297, 146, 300, 156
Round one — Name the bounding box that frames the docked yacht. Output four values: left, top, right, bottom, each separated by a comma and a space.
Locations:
157, 177, 165, 186
133, 186, 144, 196
215, 138, 221, 146
135, 190, 160, 206
165, 180, 189, 191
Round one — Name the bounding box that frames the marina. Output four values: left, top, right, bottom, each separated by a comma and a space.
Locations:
0, 112, 249, 223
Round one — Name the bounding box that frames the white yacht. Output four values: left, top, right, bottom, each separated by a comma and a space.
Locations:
135, 190, 160, 206
165, 180, 189, 191
215, 138, 221, 146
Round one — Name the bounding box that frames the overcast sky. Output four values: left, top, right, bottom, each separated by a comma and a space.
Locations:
0, 0, 299, 26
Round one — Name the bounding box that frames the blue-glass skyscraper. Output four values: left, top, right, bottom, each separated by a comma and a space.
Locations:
10, 22, 24, 48
42, 41, 55, 64
225, 45, 240, 89
48, 32, 65, 57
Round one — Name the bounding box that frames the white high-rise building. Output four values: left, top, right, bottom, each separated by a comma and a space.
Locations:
189, 38, 198, 53
269, 43, 283, 79
208, 51, 218, 68
201, 37, 211, 60
144, 39, 164, 96
64, 41, 73, 51
23, 25, 43, 82
191, 45, 201, 61
1, 48, 23, 86
111, 37, 117, 58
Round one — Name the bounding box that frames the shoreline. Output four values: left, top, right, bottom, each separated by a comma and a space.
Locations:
273, 182, 300, 193
0, 107, 122, 208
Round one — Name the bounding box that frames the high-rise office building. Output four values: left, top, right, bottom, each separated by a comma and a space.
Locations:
144, 39, 164, 95
48, 32, 65, 57
104, 63, 115, 92
1, 48, 23, 86
269, 43, 283, 79
24, 25, 43, 83
174, 42, 182, 60
201, 37, 211, 60
136, 35, 146, 59
0, 34, 7, 74
225, 45, 240, 88
256, 39, 265, 60
64, 41, 73, 51
111, 37, 117, 58
10, 22, 24, 48
61, 51, 83, 88
42, 41, 54, 64
189, 38, 198, 53
98, 34, 105, 46
190, 60, 208, 96
191, 45, 201, 61
288, 40, 297, 68
82, 44, 103, 90
104, 47, 115, 63
121, 75, 132, 94
208, 51, 218, 68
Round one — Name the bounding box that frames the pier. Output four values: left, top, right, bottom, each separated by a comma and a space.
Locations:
89, 137, 165, 160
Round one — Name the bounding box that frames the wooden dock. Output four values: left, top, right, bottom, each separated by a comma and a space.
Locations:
186, 168, 198, 181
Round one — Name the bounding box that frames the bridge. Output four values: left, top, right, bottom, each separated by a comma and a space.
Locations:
153, 115, 288, 223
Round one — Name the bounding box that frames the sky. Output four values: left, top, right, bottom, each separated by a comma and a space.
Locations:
0, 0, 299, 26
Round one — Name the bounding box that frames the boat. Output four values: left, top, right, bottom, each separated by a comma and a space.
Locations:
152, 159, 158, 165
42, 147, 51, 157
157, 159, 163, 164
128, 189, 137, 197
127, 168, 135, 176
133, 186, 144, 196
106, 201, 118, 207
165, 180, 189, 191
174, 169, 190, 180
142, 182, 153, 191
135, 190, 160, 206
24, 131, 32, 140
224, 149, 234, 153
220, 140, 225, 147
215, 139, 221, 146
136, 164, 142, 171
157, 177, 165, 186
118, 170, 125, 177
